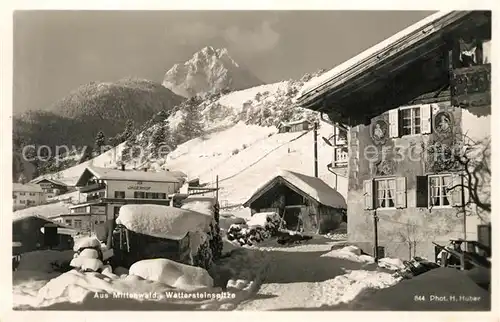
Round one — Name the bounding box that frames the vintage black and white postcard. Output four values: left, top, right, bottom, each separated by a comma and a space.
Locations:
2, 1, 497, 320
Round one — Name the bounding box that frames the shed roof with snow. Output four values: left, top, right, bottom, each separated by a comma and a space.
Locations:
74, 166, 181, 186
243, 170, 347, 209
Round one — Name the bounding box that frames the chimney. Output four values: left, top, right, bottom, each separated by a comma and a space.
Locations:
121, 164, 125, 171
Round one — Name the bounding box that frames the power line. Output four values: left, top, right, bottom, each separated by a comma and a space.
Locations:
206, 129, 313, 186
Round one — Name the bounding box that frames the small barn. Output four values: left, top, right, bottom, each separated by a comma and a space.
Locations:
12, 214, 77, 255
278, 119, 311, 133
243, 170, 347, 234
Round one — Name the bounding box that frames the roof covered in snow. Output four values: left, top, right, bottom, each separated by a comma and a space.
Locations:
75, 166, 181, 186
13, 183, 44, 193
278, 118, 310, 128
168, 170, 188, 178
116, 204, 213, 240
30, 178, 68, 187
243, 170, 346, 209
294, 11, 469, 108
12, 213, 76, 231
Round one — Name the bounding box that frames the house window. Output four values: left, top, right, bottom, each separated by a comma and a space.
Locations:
416, 173, 463, 208
158, 193, 167, 199
114, 191, 125, 199
363, 177, 407, 210
429, 174, 452, 207
388, 105, 431, 138
65, 219, 72, 226
20, 200, 25, 204
74, 220, 82, 228
375, 178, 396, 208
400, 107, 421, 136
134, 191, 145, 198
29, 192, 36, 196
20, 192, 25, 196
146, 192, 154, 199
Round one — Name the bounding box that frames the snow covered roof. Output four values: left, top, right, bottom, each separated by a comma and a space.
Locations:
243, 170, 346, 209
278, 118, 310, 128
181, 196, 216, 217
294, 11, 470, 108
30, 178, 68, 187
75, 166, 181, 186
12, 213, 75, 232
13, 183, 44, 193
13, 202, 73, 221
116, 204, 213, 240
167, 170, 188, 178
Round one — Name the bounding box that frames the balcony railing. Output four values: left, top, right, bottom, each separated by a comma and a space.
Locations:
85, 191, 105, 202
450, 64, 491, 108
79, 183, 106, 193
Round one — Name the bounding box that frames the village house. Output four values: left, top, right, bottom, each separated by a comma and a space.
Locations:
295, 11, 491, 260
243, 170, 347, 234
13, 183, 46, 210
31, 177, 71, 198
69, 165, 184, 224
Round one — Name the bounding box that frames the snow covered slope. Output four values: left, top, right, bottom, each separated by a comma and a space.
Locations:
162, 46, 263, 98
31, 69, 348, 217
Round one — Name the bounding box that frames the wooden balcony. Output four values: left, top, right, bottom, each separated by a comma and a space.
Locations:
450, 64, 491, 108
79, 183, 106, 193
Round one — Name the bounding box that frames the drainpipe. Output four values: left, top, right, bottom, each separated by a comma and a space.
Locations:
320, 112, 334, 125
373, 210, 379, 262
326, 163, 338, 190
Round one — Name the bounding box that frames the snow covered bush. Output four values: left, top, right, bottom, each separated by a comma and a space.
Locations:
226, 212, 282, 246
247, 211, 281, 236
227, 224, 267, 246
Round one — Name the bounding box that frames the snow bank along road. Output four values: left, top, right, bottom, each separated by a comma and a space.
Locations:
236, 238, 400, 310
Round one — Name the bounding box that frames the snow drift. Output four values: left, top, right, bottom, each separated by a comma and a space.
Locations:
129, 258, 214, 290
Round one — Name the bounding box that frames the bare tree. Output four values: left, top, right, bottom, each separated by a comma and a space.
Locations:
427, 132, 491, 222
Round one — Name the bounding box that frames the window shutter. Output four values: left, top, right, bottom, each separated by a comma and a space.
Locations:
420, 105, 432, 134
388, 109, 399, 138
450, 173, 464, 207
363, 180, 373, 210
395, 176, 407, 208
416, 176, 429, 208
334, 125, 340, 146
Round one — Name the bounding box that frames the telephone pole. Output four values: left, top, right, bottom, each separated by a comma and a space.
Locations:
373, 210, 379, 262
314, 122, 318, 178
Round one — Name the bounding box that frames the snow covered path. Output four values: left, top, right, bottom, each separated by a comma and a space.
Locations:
237, 238, 400, 310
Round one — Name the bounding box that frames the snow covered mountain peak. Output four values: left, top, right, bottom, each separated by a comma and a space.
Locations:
162, 46, 263, 98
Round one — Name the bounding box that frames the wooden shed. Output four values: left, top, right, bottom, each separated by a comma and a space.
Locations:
243, 170, 347, 234
12, 215, 77, 255
278, 119, 311, 133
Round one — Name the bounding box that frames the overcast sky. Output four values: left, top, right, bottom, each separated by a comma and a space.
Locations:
13, 10, 434, 115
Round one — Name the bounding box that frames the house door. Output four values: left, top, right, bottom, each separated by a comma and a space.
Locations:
283, 208, 300, 230
113, 206, 121, 220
